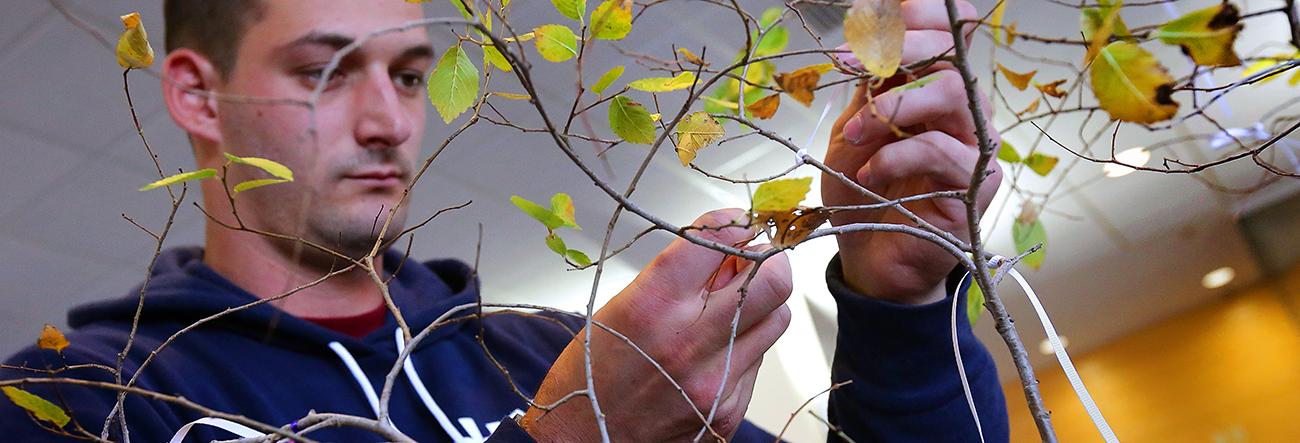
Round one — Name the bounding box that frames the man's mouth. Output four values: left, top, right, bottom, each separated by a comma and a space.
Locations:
343, 169, 405, 188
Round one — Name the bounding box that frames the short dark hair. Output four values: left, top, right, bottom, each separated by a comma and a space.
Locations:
163, 0, 266, 78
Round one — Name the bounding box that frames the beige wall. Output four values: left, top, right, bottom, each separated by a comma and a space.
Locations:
1004, 265, 1300, 442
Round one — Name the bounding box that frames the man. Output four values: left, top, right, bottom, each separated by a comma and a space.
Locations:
1, 0, 1007, 441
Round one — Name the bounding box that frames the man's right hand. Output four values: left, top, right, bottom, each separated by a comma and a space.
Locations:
518, 209, 793, 441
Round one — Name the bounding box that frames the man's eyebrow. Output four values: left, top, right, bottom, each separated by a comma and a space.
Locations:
278, 32, 355, 53
396, 44, 436, 62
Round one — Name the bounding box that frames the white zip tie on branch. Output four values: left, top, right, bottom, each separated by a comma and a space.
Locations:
951, 258, 1119, 443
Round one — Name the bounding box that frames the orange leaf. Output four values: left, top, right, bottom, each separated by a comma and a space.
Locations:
38, 324, 68, 353
775, 63, 835, 106
997, 64, 1037, 90
746, 93, 781, 119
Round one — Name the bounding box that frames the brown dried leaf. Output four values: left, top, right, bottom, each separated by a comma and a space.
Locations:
1034, 79, 1068, 98
1017, 97, 1041, 116
755, 207, 832, 249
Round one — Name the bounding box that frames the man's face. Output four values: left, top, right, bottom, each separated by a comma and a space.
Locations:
216, 0, 432, 258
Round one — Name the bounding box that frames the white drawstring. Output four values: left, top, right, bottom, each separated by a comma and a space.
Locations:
394, 328, 474, 443
167, 417, 261, 443
327, 341, 401, 433
951, 260, 1119, 443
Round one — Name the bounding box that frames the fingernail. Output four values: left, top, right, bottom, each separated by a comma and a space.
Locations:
844, 114, 865, 145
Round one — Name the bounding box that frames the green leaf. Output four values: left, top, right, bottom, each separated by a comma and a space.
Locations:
754, 7, 789, 57
2, 386, 70, 428
627, 72, 697, 93
1081, 0, 1128, 41
998, 140, 1022, 163
966, 280, 984, 326
550, 193, 581, 229
447, 0, 474, 19
233, 178, 291, 193
222, 153, 294, 180
546, 232, 568, 255
703, 87, 739, 114
1089, 41, 1178, 124
590, 0, 632, 40
533, 24, 578, 62
674, 111, 724, 166
893, 72, 941, 92
1023, 152, 1058, 176
427, 45, 481, 124
566, 249, 593, 266
551, 0, 585, 23
483, 44, 512, 71
608, 96, 656, 144
1013, 218, 1047, 270
591, 66, 625, 94
752, 177, 813, 212
511, 195, 566, 230
138, 168, 216, 191
1154, 2, 1243, 67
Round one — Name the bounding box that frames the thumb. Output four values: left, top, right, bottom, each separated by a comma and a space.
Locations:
640, 208, 756, 296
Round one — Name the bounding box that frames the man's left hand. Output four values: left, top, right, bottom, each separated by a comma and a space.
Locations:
821, 0, 1001, 305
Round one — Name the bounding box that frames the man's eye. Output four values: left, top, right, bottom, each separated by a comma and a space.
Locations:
300, 67, 344, 87
394, 71, 425, 90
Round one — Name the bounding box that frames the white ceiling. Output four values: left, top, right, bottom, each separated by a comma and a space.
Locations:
2, 1, 1299, 438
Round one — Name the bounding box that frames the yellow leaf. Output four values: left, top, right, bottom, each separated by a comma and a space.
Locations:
752, 177, 813, 212
990, 0, 1009, 46
627, 72, 698, 92
755, 207, 831, 249
1089, 41, 1178, 123
843, 0, 905, 78
1034, 79, 1068, 98
649, 113, 661, 122
677, 47, 707, 66
504, 32, 535, 42
1006, 22, 1019, 45
1024, 152, 1059, 176
591, 65, 625, 94
139, 168, 217, 191
997, 64, 1036, 91
115, 12, 154, 69
1290, 69, 1300, 86
1017, 97, 1040, 116
1083, 0, 1125, 63
37, 324, 68, 353
775, 63, 834, 106
1155, 3, 1243, 67
233, 178, 291, 193
702, 95, 740, 110
746, 93, 781, 119
590, 0, 632, 40
223, 153, 294, 180
674, 111, 724, 166
2, 387, 70, 428
491, 92, 532, 100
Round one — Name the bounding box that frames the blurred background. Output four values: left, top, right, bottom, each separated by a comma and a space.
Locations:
2, 0, 1299, 441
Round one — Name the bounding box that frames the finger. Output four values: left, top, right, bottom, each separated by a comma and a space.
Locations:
718, 358, 764, 437
901, 0, 976, 31
844, 70, 981, 147
900, 30, 960, 67
639, 209, 756, 297
858, 130, 993, 190
704, 249, 792, 335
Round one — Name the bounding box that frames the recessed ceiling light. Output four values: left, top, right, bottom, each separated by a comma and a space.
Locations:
1103, 147, 1151, 178
1202, 267, 1235, 289
1038, 336, 1069, 355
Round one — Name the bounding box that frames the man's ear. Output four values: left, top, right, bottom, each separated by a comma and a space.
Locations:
162, 49, 223, 147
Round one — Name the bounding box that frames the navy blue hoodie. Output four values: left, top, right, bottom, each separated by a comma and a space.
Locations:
1, 247, 1007, 442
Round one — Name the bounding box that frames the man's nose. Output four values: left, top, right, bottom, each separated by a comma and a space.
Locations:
353, 67, 413, 150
